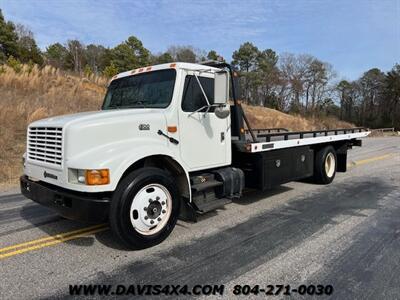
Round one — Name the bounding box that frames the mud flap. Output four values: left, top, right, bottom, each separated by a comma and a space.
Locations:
179, 197, 197, 222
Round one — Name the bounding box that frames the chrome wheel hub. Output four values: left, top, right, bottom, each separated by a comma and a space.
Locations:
129, 184, 172, 235
325, 152, 336, 178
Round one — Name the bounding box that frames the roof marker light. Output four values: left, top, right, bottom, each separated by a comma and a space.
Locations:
138, 68, 144, 72
170, 63, 176, 68
146, 66, 152, 71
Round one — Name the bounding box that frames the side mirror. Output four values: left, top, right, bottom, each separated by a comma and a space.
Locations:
214, 71, 229, 104
215, 105, 230, 119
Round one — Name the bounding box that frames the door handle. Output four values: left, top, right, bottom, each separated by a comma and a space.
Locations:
221, 132, 225, 142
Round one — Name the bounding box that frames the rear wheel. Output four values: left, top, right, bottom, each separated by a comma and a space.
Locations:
313, 146, 337, 184
110, 167, 180, 249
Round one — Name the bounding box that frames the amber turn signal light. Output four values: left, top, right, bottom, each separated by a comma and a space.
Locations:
167, 126, 177, 133
85, 169, 110, 185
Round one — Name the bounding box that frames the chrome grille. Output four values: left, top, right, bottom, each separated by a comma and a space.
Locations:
28, 127, 63, 166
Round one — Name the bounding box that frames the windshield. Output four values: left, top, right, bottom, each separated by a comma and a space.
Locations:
102, 69, 176, 109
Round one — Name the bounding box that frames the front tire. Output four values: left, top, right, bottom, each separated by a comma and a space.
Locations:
313, 146, 337, 184
110, 167, 180, 249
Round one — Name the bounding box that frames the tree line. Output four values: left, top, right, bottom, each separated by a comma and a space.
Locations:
1, 10, 399, 129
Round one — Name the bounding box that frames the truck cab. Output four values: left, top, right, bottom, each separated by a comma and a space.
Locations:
20, 62, 369, 249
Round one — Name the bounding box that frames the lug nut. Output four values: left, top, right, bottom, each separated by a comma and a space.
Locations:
161, 201, 166, 205
144, 207, 147, 211
156, 196, 160, 200
150, 220, 154, 224
149, 199, 152, 203
162, 209, 166, 214
157, 217, 162, 221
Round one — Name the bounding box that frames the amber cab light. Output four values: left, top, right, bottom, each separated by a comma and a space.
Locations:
85, 169, 110, 185
167, 126, 177, 133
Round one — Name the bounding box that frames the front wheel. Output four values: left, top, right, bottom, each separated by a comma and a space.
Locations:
110, 167, 180, 249
313, 146, 337, 184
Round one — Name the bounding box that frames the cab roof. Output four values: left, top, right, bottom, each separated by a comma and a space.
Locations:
111, 62, 222, 81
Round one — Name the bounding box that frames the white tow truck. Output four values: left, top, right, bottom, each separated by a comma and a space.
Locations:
21, 61, 370, 248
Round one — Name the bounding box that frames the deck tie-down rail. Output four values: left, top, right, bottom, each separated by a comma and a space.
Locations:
254, 127, 368, 142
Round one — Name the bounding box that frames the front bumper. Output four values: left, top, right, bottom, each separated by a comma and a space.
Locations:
20, 176, 111, 223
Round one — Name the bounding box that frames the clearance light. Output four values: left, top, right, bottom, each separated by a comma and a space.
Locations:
146, 66, 152, 71
85, 169, 110, 185
167, 126, 177, 133
170, 63, 176, 68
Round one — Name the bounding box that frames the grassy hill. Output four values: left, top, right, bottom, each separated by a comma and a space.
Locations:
0, 65, 353, 187
243, 103, 353, 131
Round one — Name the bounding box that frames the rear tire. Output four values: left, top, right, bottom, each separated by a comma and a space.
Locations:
313, 146, 337, 184
110, 167, 180, 249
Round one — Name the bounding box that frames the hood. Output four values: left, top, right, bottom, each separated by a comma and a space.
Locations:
29, 109, 168, 159
29, 109, 164, 128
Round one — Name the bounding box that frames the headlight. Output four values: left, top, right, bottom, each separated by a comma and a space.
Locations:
68, 168, 110, 185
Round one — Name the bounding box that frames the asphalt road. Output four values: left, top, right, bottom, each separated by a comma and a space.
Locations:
0, 137, 399, 299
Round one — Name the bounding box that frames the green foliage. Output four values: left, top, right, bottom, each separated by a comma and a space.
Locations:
232, 42, 280, 106
17, 36, 43, 65
0, 10, 20, 62
103, 63, 119, 78
335, 64, 400, 129
232, 42, 259, 72
15, 24, 43, 65
207, 50, 225, 62
207, 50, 218, 61
152, 52, 174, 64
45, 43, 69, 69
86, 44, 108, 73
26, 60, 35, 73
66, 40, 85, 72
84, 64, 93, 77
177, 49, 196, 62
7, 55, 22, 73
110, 36, 150, 72
166, 45, 204, 63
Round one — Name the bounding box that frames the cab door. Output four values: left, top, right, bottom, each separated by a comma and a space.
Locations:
177, 72, 230, 171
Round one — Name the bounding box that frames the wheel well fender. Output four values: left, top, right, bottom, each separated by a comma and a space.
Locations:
118, 155, 191, 201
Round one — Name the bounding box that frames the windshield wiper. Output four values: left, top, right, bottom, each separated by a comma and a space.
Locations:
122, 100, 148, 109
105, 99, 150, 110
106, 104, 120, 110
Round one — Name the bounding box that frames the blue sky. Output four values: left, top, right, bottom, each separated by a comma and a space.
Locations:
1, 0, 399, 79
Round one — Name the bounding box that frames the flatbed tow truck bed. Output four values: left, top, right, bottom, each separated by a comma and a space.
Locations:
238, 127, 370, 153
233, 127, 370, 190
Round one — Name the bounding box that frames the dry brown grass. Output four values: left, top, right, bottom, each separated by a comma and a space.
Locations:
0, 65, 107, 185
0, 65, 353, 187
242, 103, 354, 131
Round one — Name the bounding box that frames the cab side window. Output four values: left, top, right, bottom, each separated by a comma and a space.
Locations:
182, 76, 214, 112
